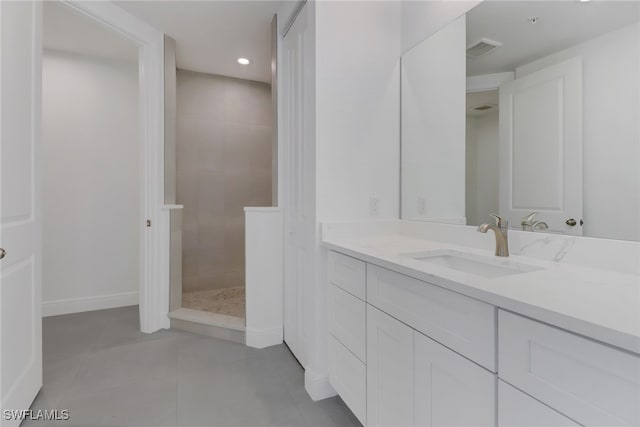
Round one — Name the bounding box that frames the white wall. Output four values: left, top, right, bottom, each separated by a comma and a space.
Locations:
245, 207, 283, 349
516, 23, 640, 241
401, 15, 466, 223
316, 0, 401, 222
401, 0, 481, 53
313, 0, 401, 397
42, 49, 140, 316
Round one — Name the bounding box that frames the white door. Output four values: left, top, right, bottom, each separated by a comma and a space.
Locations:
0, 1, 43, 424
414, 331, 495, 427
498, 381, 580, 427
366, 305, 414, 427
282, 2, 314, 367
499, 57, 583, 235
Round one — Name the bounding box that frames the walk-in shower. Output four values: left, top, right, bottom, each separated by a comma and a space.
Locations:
174, 69, 274, 324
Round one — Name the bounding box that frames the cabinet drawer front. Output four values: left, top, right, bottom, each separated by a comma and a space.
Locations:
499, 310, 640, 426
328, 251, 366, 299
328, 284, 366, 362
415, 331, 496, 427
498, 381, 580, 427
367, 264, 496, 371
367, 305, 414, 427
328, 335, 366, 425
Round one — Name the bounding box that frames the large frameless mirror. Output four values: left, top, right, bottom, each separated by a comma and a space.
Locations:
400, 0, 640, 241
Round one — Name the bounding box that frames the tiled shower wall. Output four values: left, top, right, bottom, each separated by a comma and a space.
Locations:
176, 69, 273, 293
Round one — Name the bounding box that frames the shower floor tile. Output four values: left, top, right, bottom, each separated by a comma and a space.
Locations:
182, 286, 245, 318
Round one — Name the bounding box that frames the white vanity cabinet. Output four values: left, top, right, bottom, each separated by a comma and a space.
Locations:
328, 250, 497, 427
325, 249, 640, 427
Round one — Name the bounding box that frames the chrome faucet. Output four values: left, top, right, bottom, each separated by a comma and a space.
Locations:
521, 212, 549, 231
477, 214, 509, 257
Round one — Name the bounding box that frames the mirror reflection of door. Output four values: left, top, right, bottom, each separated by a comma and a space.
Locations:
460, 1, 640, 239
499, 57, 583, 236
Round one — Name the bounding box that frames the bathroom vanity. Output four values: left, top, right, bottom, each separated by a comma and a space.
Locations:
323, 222, 640, 427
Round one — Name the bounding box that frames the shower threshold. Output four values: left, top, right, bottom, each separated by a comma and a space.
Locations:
169, 308, 245, 343
169, 287, 246, 343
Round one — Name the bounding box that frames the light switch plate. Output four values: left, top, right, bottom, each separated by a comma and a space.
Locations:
418, 197, 427, 215
369, 197, 380, 216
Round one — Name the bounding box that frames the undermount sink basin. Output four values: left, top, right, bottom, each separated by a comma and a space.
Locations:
402, 250, 543, 278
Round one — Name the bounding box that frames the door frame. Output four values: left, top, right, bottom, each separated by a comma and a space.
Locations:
60, 1, 169, 332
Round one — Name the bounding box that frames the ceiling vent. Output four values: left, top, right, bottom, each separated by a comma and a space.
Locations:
472, 104, 494, 112
467, 103, 498, 116
466, 38, 502, 58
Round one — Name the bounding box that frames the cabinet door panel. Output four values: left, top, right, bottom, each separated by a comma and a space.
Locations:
499, 310, 640, 426
367, 305, 414, 427
328, 284, 366, 362
498, 381, 580, 427
328, 250, 366, 299
328, 335, 367, 425
414, 331, 496, 427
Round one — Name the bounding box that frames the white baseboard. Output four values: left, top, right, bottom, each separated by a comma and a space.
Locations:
43, 291, 139, 317
305, 368, 337, 401
245, 326, 283, 349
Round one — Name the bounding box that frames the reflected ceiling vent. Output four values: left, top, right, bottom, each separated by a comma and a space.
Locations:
466, 38, 502, 58
467, 103, 498, 116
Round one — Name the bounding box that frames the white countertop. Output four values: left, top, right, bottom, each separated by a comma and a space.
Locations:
322, 233, 640, 355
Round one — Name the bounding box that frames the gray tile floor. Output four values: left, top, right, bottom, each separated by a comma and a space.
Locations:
28, 306, 361, 427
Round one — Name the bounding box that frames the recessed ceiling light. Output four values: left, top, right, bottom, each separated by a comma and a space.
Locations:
527, 16, 540, 24
237, 57, 250, 65
580, 0, 591, 2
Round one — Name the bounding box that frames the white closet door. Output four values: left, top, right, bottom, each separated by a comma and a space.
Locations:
0, 1, 43, 424
282, 2, 315, 367
499, 57, 583, 235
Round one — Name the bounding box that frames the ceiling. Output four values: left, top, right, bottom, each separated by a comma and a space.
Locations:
43, 1, 138, 62
466, 0, 640, 76
115, 1, 282, 83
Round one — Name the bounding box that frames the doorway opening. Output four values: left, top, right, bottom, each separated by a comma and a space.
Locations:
465, 89, 499, 227
41, 2, 142, 318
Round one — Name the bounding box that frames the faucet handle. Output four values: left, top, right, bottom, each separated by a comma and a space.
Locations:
489, 214, 508, 228
521, 212, 538, 225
